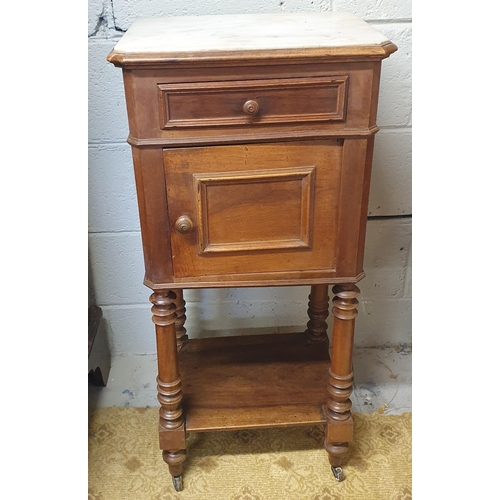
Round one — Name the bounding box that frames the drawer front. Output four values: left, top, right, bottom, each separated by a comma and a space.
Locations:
158, 76, 348, 129
164, 140, 343, 278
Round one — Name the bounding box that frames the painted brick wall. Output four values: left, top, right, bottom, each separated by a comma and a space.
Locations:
88, 0, 412, 354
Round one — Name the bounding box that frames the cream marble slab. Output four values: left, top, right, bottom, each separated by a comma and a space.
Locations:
111, 12, 390, 56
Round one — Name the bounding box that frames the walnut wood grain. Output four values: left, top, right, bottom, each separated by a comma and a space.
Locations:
150, 290, 186, 475
325, 284, 360, 467
173, 289, 188, 349
177, 333, 330, 432
132, 147, 173, 284
157, 76, 348, 129
162, 450, 186, 478
306, 284, 330, 343
127, 126, 379, 148
145, 274, 366, 291
144, 271, 365, 290
107, 42, 397, 68
336, 139, 373, 277
193, 166, 314, 254
165, 140, 340, 279
108, 12, 397, 484
243, 99, 259, 116
117, 62, 382, 146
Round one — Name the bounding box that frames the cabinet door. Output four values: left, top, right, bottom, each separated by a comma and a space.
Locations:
164, 140, 343, 279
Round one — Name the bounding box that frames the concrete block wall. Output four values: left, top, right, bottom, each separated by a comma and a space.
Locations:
88, 0, 412, 355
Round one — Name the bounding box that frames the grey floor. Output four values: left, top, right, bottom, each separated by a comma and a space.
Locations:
89, 344, 411, 415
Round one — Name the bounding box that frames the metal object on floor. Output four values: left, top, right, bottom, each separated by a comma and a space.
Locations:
332, 466, 345, 482
172, 476, 183, 491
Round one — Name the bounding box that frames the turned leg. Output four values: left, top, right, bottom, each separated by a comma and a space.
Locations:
173, 289, 188, 349
324, 284, 360, 481
150, 290, 186, 491
306, 284, 329, 342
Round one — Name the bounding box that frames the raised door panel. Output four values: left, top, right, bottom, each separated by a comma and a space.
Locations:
164, 140, 343, 278
193, 166, 314, 254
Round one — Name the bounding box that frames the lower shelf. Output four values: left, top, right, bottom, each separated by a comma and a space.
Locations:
178, 332, 330, 432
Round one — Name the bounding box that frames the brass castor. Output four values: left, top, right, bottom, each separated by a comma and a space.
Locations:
172, 475, 183, 492
332, 466, 345, 482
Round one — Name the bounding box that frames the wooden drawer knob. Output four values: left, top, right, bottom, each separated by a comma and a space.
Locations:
243, 100, 259, 115
174, 215, 194, 234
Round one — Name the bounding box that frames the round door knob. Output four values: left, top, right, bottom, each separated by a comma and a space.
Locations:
243, 100, 259, 115
175, 215, 194, 234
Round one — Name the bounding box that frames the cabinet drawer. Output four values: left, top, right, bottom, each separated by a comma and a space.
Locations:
158, 76, 348, 129
164, 140, 343, 278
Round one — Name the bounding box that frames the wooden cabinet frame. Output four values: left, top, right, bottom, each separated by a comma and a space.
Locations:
108, 12, 397, 491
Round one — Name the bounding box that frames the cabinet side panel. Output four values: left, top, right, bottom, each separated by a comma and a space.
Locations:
368, 61, 382, 129
122, 69, 139, 139
356, 134, 376, 272
336, 138, 372, 277
349, 61, 380, 273
131, 146, 173, 284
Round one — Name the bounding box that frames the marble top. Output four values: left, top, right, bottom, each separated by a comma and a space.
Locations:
111, 12, 390, 57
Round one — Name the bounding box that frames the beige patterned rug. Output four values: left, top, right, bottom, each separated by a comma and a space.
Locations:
88, 407, 411, 500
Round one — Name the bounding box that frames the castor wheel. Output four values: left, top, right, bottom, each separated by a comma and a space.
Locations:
172, 475, 183, 492
331, 466, 345, 482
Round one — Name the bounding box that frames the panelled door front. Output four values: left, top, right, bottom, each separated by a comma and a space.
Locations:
164, 140, 343, 278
